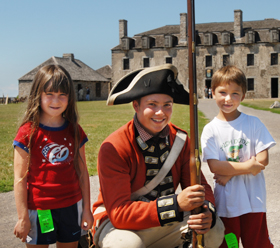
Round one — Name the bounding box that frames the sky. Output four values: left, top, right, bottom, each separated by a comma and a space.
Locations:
1, 0, 279, 97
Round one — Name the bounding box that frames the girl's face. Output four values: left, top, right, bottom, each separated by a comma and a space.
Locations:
40, 90, 69, 126
133, 94, 173, 136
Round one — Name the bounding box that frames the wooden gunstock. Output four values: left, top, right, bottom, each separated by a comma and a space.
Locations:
187, 0, 204, 247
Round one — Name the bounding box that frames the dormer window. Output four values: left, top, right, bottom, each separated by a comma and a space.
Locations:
142, 36, 150, 49
164, 35, 177, 48
204, 32, 213, 46
270, 29, 279, 43
142, 36, 155, 49
245, 30, 255, 44
221, 32, 231, 45
121, 37, 134, 50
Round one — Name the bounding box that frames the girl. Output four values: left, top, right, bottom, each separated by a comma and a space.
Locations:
13, 65, 93, 248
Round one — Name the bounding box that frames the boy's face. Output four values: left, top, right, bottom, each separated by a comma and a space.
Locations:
133, 94, 173, 136
213, 81, 245, 119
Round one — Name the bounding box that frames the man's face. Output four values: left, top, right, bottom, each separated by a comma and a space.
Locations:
133, 94, 173, 136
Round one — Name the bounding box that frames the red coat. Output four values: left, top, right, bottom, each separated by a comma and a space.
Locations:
92, 120, 214, 232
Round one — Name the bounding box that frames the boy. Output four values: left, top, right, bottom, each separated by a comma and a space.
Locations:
201, 65, 276, 248
92, 64, 224, 248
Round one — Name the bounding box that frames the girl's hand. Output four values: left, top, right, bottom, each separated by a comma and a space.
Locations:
14, 217, 31, 242
81, 209, 94, 230
214, 174, 232, 186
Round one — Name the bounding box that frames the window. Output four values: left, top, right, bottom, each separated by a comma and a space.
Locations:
206, 55, 212, 67
271, 53, 278, 65
123, 58, 129, 70
96, 83, 101, 97
166, 57, 172, 64
223, 54, 230, 66
247, 78, 254, 91
143, 57, 149, 68
247, 54, 254, 66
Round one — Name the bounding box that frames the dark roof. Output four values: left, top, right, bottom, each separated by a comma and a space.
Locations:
96, 65, 112, 80
135, 18, 280, 36
19, 54, 109, 82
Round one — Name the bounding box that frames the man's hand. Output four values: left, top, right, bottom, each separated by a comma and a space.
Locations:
187, 204, 212, 234
177, 184, 205, 212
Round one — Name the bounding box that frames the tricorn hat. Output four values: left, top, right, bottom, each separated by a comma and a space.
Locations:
107, 64, 189, 105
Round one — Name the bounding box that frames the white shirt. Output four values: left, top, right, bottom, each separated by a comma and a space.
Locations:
201, 113, 276, 217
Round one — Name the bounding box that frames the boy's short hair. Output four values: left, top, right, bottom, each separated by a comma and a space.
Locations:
211, 65, 247, 95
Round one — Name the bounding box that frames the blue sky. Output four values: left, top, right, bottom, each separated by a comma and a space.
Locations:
1, 0, 279, 97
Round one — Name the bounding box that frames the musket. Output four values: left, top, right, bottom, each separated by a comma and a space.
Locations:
187, 0, 204, 247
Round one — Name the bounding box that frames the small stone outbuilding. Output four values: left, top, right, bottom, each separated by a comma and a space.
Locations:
18, 53, 111, 101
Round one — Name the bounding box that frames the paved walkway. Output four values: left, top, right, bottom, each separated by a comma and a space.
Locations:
1, 99, 279, 247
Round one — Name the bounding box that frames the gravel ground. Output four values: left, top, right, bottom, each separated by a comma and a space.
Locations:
1, 99, 279, 247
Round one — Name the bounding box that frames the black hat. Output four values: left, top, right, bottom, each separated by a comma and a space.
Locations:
107, 64, 189, 105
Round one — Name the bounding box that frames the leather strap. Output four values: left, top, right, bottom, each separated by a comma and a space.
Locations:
131, 130, 187, 200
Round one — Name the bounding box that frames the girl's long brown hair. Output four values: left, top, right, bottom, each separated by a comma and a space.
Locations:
19, 64, 82, 174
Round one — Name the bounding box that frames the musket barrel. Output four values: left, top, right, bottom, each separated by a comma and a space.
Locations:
187, 0, 204, 247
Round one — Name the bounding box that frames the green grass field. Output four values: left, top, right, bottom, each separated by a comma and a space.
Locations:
0, 101, 209, 193
241, 98, 280, 114
2, 98, 279, 193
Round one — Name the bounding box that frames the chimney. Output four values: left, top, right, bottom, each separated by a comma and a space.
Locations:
63, 53, 74, 61
234, 10, 243, 41
119, 19, 127, 44
179, 13, 187, 45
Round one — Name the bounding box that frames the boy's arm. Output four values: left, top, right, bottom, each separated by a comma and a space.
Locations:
207, 155, 265, 177
13, 146, 30, 242
77, 145, 94, 230
256, 149, 268, 166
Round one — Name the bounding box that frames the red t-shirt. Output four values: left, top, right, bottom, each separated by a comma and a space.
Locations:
13, 121, 87, 210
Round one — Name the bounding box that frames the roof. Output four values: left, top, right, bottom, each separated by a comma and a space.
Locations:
134, 18, 280, 36
96, 65, 112, 80
19, 54, 109, 82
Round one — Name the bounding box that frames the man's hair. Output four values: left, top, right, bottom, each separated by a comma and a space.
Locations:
211, 65, 247, 95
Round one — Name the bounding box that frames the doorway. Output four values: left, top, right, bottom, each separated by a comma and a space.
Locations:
271, 78, 278, 98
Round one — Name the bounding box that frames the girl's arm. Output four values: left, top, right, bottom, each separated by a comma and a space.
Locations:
77, 145, 93, 230
13, 146, 30, 242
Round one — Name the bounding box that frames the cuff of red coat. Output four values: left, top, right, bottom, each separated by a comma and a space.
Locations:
205, 200, 216, 229
156, 194, 184, 226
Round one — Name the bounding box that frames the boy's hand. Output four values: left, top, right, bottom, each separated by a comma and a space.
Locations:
81, 209, 94, 230
214, 174, 232, 186
187, 204, 212, 234
177, 185, 205, 212
247, 156, 265, 176
14, 217, 31, 242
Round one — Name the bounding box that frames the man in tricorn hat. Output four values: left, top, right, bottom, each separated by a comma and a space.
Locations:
91, 64, 224, 247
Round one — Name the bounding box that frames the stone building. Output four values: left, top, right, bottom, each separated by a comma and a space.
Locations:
112, 10, 280, 99
18, 53, 111, 100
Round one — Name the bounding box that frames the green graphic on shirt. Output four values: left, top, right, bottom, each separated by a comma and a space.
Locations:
225, 232, 238, 248
37, 209, 54, 233
227, 145, 243, 162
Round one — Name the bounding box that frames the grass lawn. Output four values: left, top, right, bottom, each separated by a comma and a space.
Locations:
0, 101, 209, 193
241, 98, 280, 114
